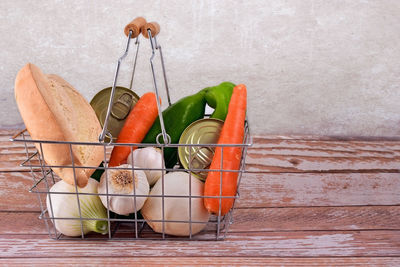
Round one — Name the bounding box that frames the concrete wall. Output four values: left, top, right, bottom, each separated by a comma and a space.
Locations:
1, 0, 400, 136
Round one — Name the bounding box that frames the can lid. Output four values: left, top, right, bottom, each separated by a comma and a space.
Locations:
90, 86, 140, 142
178, 118, 224, 181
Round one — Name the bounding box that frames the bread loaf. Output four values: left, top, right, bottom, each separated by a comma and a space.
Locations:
14, 63, 103, 187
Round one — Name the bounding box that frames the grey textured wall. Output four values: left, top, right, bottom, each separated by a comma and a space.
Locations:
1, 0, 400, 136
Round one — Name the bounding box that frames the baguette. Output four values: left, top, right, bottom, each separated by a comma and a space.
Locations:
14, 63, 103, 187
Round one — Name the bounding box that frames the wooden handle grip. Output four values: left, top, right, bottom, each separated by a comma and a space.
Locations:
141, 22, 160, 38
124, 17, 147, 38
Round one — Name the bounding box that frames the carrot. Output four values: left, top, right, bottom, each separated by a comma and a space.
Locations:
109, 92, 159, 167
203, 84, 247, 215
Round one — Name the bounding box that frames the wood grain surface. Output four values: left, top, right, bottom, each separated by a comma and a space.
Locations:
2, 206, 400, 235
247, 136, 400, 173
2, 171, 399, 211
1, 130, 399, 265
1, 231, 400, 257
1, 257, 399, 266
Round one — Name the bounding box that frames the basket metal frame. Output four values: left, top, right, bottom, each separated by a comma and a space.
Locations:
11, 122, 251, 241
10, 24, 252, 241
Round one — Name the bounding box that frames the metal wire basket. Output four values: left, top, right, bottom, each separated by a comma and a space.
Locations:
10, 18, 252, 241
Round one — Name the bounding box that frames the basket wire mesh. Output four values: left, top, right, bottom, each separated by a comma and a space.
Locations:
11, 124, 251, 241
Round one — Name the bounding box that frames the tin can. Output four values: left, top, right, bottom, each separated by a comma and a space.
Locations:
178, 118, 224, 181
90, 86, 140, 142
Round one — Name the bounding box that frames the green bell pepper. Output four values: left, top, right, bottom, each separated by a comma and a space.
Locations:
204, 82, 235, 121
142, 81, 235, 168
142, 89, 207, 168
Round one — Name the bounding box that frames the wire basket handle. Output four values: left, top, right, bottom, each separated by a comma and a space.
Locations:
99, 17, 146, 142
99, 18, 172, 145
124, 17, 147, 38
141, 22, 160, 38
144, 22, 171, 145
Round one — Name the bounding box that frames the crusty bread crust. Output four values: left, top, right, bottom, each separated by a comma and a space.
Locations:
15, 63, 103, 187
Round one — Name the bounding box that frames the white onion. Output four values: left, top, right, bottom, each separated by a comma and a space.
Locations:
46, 178, 108, 237
141, 171, 210, 236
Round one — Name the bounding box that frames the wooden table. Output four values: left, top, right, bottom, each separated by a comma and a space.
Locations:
1, 129, 399, 266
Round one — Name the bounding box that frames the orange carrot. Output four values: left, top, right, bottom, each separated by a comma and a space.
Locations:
109, 92, 159, 167
204, 84, 247, 215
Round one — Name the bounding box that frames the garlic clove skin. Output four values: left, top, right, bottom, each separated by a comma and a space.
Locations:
127, 147, 165, 186
98, 164, 149, 215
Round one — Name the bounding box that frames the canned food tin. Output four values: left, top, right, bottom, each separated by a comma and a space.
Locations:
90, 86, 140, 142
178, 118, 224, 181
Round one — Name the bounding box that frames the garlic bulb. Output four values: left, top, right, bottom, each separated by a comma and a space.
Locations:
98, 164, 149, 215
127, 147, 165, 186
141, 171, 210, 236
46, 178, 108, 237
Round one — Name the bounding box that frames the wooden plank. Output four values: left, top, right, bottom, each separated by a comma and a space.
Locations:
4, 132, 400, 173
0, 172, 45, 211
2, 206, 400, 235
1, 257, 399, 266
0, 139, 107, 172
230, 206, 400, 232
0, 231, 399, 257
5, 148, 400, 173
252, 138, 400, 156
0, 138, 36, 172
246, 138, 400, 173
2, 171, 400, 211
1, 212, 45, 235
252, 134, 400, 141
0, 129, 22, 136
236, 172, 400, 207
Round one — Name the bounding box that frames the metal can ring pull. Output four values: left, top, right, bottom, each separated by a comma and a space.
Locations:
189, 146, 214, 169
110, 92, 133, 120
